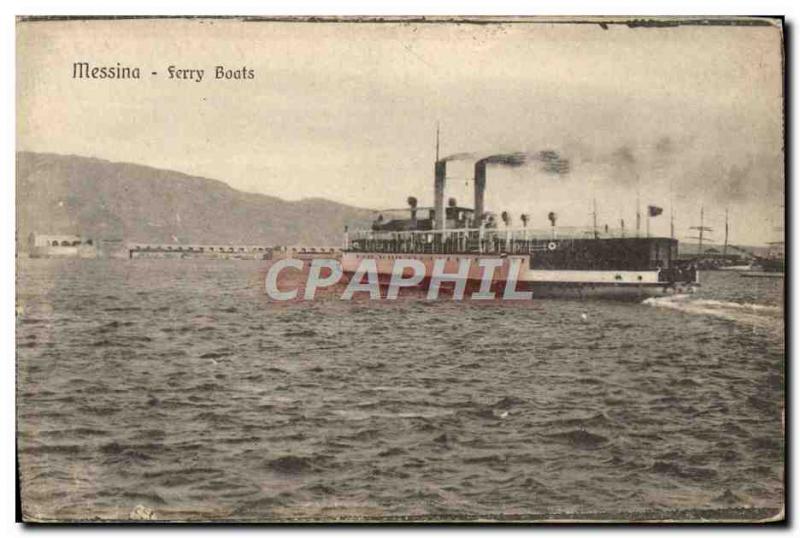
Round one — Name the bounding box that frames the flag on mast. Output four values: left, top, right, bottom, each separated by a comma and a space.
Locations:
646, 205, 663, 238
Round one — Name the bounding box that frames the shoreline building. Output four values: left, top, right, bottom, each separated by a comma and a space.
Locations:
27, 233, 97, 258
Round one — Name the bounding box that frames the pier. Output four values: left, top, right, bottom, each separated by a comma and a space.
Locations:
128, 243, 341, 260
128, 243, 271, 259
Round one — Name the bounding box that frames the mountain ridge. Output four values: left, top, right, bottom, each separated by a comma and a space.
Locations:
16, 151, 375, 247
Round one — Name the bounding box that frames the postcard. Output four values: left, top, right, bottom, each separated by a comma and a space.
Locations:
16, 16, 785, 523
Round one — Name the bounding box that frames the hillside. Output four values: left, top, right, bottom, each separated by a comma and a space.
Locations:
16, 152, 374, 247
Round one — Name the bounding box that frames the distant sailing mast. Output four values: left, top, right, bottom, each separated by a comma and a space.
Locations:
669, 177, 675, 240
767, 203, 785, 258
698, 206, 705, 254
723, 208, 729, 257
689, 205, 714, 256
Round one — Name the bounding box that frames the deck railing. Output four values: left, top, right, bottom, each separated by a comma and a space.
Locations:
345, 226, 643, 255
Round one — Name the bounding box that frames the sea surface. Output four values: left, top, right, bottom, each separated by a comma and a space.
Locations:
16, 258, 785, 521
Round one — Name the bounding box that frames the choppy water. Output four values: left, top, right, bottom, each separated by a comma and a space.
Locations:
16, 258, 784, 521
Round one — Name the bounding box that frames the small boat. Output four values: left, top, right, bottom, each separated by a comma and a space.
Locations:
739, 253, 784, 278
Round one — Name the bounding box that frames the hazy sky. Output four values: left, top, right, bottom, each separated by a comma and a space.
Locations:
17, 18, 784, 245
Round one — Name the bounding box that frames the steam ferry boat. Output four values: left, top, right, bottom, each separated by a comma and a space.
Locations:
342, 155, 699, 299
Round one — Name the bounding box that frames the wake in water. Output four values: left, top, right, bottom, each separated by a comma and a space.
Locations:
643, 295, 783, 330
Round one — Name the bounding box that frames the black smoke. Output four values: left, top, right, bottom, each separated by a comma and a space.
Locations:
537, 150, 571, 175
609, 145, 639, 186
476, 150, 570, 176
479, 152, 528, 167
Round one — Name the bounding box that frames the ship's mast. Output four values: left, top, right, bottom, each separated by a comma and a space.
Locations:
636, 193, 641, 238
592, 198, 598, 239
670, 205, 675, 240
699, 206, 704, 254
435, 122, 440, 162
688, 205, 713, 257
635, 169, 642, 238
669, 177, 675, 240
723, 207, 729, 257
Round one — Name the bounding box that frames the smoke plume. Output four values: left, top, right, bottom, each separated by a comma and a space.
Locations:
476, 150, 570, 176
537, 150, 571, 176
479, 152, 528, 167
609, 145, 639, 186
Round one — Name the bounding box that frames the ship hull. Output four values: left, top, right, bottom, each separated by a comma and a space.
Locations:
341, 252, 696, 300
509, 280, 691, 299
